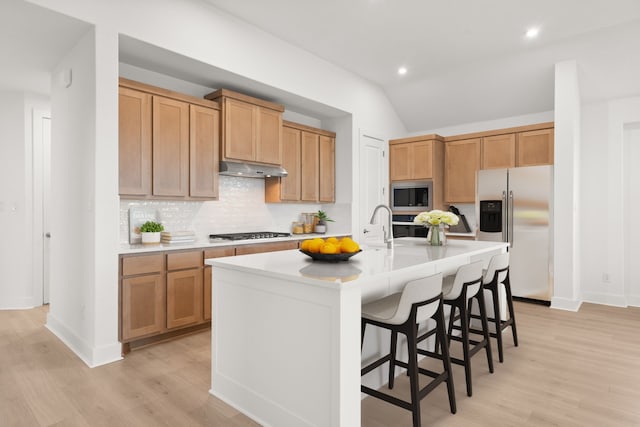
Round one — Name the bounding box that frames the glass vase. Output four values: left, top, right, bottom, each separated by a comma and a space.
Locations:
426, 224, 446, 246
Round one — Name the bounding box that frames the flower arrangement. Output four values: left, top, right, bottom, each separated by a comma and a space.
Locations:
413, 210, 459, 227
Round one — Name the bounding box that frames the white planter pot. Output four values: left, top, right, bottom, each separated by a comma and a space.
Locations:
314, 224, 327, 234
141, 231, 161, 244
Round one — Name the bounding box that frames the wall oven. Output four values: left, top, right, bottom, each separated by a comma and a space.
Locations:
391, 180, 432, 212
392, 215, 428, 238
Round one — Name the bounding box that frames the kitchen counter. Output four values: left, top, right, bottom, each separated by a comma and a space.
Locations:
206, 238, 507, 427
118, 232, 349, 254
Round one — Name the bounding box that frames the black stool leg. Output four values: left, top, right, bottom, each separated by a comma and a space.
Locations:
490, 285, 505, 363
436, 304, 456, 414
406, 321, 421, 427
477, 290, 494, 373
504, 278, 519, 347
388, 330, 398, 389
361, 319, 366, 350
459, 299, 473, 397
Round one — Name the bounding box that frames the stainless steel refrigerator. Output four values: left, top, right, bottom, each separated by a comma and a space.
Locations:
476, 165, 553, 302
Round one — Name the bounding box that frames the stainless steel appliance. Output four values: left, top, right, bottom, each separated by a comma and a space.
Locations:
476, 165, 553, 302
392, 214, 428, 238
210, 231, 291, 241
391, 181, 432, 211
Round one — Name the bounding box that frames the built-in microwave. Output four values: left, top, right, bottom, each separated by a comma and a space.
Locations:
391, 180, 432, 211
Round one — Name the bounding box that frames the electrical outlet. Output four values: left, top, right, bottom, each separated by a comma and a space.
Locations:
602, 273, 610, 283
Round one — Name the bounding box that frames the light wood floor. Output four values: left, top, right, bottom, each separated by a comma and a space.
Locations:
1, 302, 640, 426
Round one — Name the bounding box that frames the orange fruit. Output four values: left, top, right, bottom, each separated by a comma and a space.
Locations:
307, 239, 324, 253
340, 239, 360, 254
300, 239, 312, 251
320, 242, 339, 254
326, 237, 339, 245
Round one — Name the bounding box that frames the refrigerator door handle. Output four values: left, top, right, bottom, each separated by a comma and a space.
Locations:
509, 190, 514, 248
502, 191, 507, 243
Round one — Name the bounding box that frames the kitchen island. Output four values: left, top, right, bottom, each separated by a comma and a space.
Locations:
206, 238, 508, 427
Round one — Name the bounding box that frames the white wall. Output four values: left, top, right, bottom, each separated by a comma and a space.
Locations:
552, 60, 581, 311
0, 91, 49, 309
580, 97, 640, 307
25, 0, 405, 366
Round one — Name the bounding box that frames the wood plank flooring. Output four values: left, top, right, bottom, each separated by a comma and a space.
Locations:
1, 302, 639, 426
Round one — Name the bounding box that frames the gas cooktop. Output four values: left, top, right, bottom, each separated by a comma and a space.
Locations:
209, 231, 291, 241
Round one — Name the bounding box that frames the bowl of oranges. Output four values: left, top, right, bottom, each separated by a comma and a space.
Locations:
299, 236, 361, 262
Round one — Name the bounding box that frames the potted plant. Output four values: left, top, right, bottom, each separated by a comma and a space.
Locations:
314, 210, 334, 234
140, 221, 164, 244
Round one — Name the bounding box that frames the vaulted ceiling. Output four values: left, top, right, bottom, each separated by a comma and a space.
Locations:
203, 0, 640, 131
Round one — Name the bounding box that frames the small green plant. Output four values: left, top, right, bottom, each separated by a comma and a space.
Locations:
315, 210, 334, 224
140, 221, 164, 233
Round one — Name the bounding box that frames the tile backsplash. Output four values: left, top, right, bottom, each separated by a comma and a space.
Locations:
120, 176, 350, 244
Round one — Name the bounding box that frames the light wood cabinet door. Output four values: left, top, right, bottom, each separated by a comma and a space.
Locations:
256, 107, 282, 165
445, 138, 480, 203
319, 135, 335, 203
411, 140, 433, 180
152, 96, 189, 197
389, 143, 412, 181
389, 140, 433, 181
224, 98, 256, 162
166, 268, 203, 329
482, 134, 516, 169
517, 128, 554, 166
280, 126, 302, 201
119, 87, 152, 196
121, 273, 165, 342
235, 241, 298, 255
301, 131, 320, 202
190, 105, 219, 199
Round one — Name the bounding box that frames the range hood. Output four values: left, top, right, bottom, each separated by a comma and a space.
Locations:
219, 161, 288, 178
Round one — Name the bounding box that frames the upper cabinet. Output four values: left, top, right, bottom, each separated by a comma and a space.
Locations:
205, 89, 284, 166
390, 140, 434, 181
118, 78, 220, 200
265, 121, 336, 204
516, 128, 554, 166
388, 135, 445, 210
481, 133, 516, 170
444, 138, 481, 203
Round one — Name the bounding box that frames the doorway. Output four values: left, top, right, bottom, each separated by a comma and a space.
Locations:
623, 122, 640, 306
358, 132, 387, 243
33, 109, 51, 305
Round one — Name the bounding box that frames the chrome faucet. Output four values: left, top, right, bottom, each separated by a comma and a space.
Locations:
369, 204, 394, 249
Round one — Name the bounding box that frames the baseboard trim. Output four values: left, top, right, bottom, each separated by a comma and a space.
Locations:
45, 313, 121, 368
550, 297, 582, 312
513, 296, 551, 306
581, 292, 628, 308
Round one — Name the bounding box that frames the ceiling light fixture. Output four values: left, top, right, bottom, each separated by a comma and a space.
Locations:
398, 67, 407, 76
525, 27, 540, 39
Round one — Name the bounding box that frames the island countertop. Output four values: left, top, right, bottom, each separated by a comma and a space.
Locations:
206, 238, 507, 427
207, 238, 508, 290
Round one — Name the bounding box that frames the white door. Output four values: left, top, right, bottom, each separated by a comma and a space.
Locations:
358, 132, 387, 244
33, 109, 51, 305
624, 123, 640, 302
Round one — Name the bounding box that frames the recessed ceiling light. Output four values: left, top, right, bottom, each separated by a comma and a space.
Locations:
525, 27, 540, 39
398, 67, 407, 76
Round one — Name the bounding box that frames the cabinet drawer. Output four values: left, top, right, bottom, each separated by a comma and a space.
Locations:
204, 247, 235, 259
167, 250, 203, 270
122, 254, 163, 276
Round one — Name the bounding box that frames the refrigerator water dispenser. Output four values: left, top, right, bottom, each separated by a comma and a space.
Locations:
479, 200, 502, 232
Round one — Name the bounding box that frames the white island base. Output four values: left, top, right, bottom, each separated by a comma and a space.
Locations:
206, 238, 507, 427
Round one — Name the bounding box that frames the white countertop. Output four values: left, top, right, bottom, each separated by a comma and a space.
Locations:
118, 232, 349, 254
207, 238, 507, 289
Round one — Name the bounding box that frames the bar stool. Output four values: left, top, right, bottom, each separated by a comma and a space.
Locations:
470, 252, 518, 363
441, 261, 494, 397
361, 273, 456, 427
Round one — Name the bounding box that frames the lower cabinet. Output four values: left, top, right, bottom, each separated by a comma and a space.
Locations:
121, 242, 297, 351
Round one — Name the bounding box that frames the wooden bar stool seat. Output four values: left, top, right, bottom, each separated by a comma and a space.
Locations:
361, 273, 456, 427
